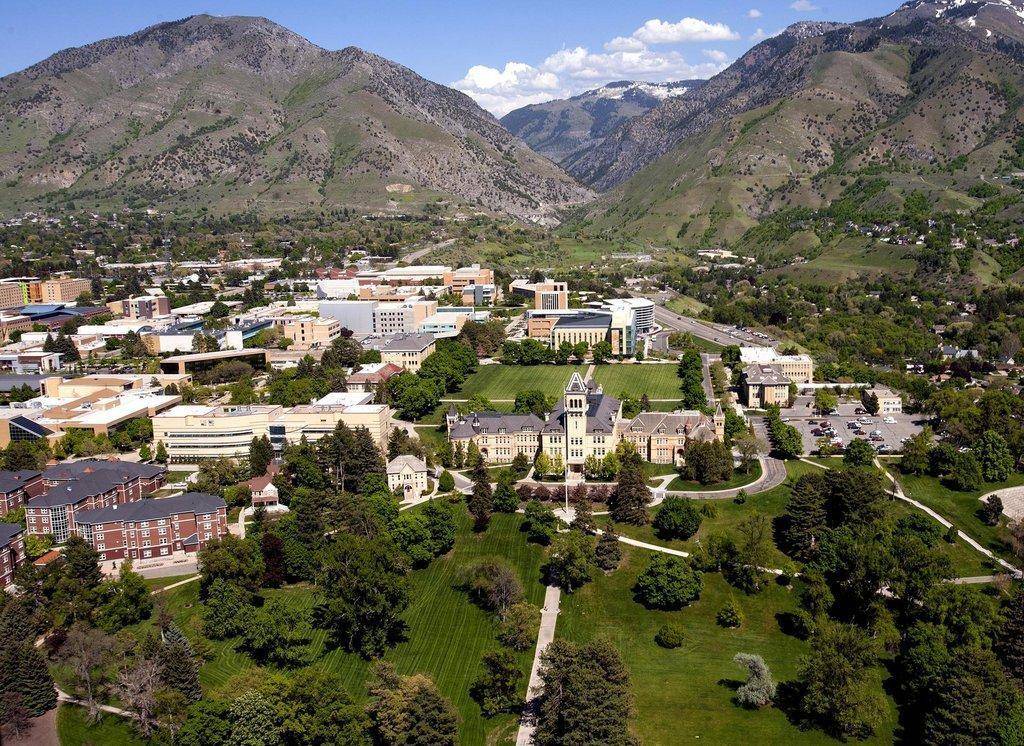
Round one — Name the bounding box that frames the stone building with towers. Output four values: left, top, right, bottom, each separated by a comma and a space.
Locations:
446, 372, 725, 470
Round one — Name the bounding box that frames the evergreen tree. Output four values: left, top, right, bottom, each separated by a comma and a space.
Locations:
248, 435, 274, 478
780, 472, 828, 560
155, 440, 169, 463
468, 459, 493, 530
595, 529, 622, 572
139, 442, 152, 461
471, 649, 523, 716
996, 588, 1024, 682
493, 469, 518, 513
609, 450, 650, 525
159, 623, 202, 703
0, 642, 56, 718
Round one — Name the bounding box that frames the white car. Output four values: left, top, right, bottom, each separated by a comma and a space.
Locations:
883, 417, 896, 424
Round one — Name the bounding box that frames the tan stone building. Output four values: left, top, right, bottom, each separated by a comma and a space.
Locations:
387, 455, 429, 496
379, 333, 436, 372
618, 406, 726, 465
743, 364, 793, 408
272, 315, 342, 350
0, 281, 28, 310
32, 278, 92, 303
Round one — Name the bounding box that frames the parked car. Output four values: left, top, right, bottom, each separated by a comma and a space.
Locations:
883, 417, 896, 424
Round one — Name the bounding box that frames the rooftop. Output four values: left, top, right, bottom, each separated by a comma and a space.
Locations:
75, 492, 226, 524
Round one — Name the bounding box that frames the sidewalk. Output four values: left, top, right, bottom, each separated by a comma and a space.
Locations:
515, 584, 562, 746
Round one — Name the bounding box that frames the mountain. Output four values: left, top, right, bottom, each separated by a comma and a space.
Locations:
0, 15, 591, 222
500, 80, 703, 165
578, 0, 1024, 245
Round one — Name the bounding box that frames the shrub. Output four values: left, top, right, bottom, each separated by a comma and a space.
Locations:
438, 470, 455, 493
634, 555, 703, 610
652, 497, 702, 540
733, 653, 776, 708
655, 624, 685, 649
717, 602, 743, 628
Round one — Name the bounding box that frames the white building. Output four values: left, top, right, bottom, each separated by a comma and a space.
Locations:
386, 455, 429, 497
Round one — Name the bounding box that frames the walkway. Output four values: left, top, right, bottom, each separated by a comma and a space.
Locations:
659, 456, 786, 500
515, 584, 562, 746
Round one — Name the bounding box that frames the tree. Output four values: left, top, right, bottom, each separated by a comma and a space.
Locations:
513, 390, 550, 417
797, 623, 885, 740
241, 598, 311, 667
544, 530, 596, 593
438, 470, 455, 493
901, 428, 933, 475
633, 554, 703, 610
609, 448, 650, 525
315, 534, 409, 658
366, 663, 459, 746
652, 497, 702, 540
155, 440, 169, 463
981, 495, 1004, 527
592, 340, 613, 364
522, 500, 558, 545
96, 560, 153, 631
471, 649, 523, 716
595, 529, 622, 572
118, 658, 163, 737
201, 579, 251, 639
493, 469, 518, 513
733, 653, 776, 709
139, 442, 152, 461
59, 623, 113, 722
949, 451, 983, 492
468, 459, 493, 530
677, 350, 707, 410
498, 603, 540, 651
228, 690, 279, 746
974, 429, 1013, 483
534, 638, 633, 746
861, 389, 880, 416
843, 438, 875, 468
159, 623, 202, 704
780, 472, 827, 560
814, 389, 838, 415
248, 435, 274, 478
198, 534, 264, 594
459, 558, 524, 618
568, 484, 594, 532
997, 588, 1024, 681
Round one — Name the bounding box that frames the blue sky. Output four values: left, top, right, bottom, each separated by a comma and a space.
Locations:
1, 0, 903, 114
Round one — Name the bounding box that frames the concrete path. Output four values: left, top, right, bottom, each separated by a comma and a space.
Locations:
151, 574, 200, 594
583, 364, 595, 382
875, 459, 1022, 578
660, 456, 785, 500
515, 584, 562, 746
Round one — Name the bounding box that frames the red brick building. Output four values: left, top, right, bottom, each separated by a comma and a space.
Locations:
74, 492, 227, 562
0, 523, 26, 589
25, 460, 166, 544
0, 470, 44, 514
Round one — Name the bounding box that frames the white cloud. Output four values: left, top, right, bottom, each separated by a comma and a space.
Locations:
632, 17, 740, 44
453, 14, 738, 115
750, 28, 768, 41
747, 9, 763, 18
790, 0, 819, 10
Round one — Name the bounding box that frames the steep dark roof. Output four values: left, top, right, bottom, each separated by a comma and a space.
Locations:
43, 459, 165, 483
542, 390, 620, 435
449, 412, 544, 438
553, 313, 611, 330
75, 493, 225, 524
27, 473, 120, 507
0, 522, 23, 547
0, 470, 40, 494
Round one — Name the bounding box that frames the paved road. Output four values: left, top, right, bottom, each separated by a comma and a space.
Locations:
700, 353, 716, 401
401, 237, 455, 265
515, 584, 562, 746
659, 455, 786, 500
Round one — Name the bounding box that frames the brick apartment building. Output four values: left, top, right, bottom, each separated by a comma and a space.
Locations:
0, 523, 25, 589
25, 461, 166, 543
74, 492, 227, 562
0, 470, 44, 514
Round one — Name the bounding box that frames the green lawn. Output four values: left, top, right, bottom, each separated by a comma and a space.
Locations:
57, 705, 150, 746
665, 461, 763, 492
165, 470, 192, 483
892, 469, 1024, 564
665, 295, 709, 316
143, 574, 196, 591
593, 364, 683, 400
458, 364, 586, 400
642, 462, 680, 479
412, 424, 449, 453
157, 508, 546, 745
557, 548, 897, 744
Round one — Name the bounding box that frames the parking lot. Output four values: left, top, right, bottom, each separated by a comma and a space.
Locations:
782, 398, 926, 455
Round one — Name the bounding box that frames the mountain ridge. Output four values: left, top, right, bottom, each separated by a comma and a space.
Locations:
0, 14, 591, 222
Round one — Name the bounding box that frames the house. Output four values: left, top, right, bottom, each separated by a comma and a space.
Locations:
0, 470, 44, 514
0, 523, 25, 589
74, 492, 228, 562
245, 472, 280, 507
387, 455, 429, 497
345, 362, 403, 393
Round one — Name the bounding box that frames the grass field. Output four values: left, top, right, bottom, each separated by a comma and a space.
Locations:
593, 364, 682, 400
57, 705, 149, 746
557, 548, 898, 745
156, 508, 545, 745
458, 364, 587, 401
892, 469, 1024, 564
666, 461, 763, 492
666, 295, 709, 316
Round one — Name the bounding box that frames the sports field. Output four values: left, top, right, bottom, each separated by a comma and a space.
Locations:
593, 363, 682, 400
457, 364, 586, 400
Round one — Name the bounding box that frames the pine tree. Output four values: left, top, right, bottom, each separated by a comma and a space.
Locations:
996, 588, 1024, 681
0, 642, 56, 717
609, 452, 650, 525
155, 440, 168, 463
159, 623, 202, 703
569, 484, 594, 532
248, 435, 273, 478
138, 442, 152, 461
468, 459, 493, 530
595, 529, 622, 572
493, 469, 518, 513
781, 472, 828, 560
